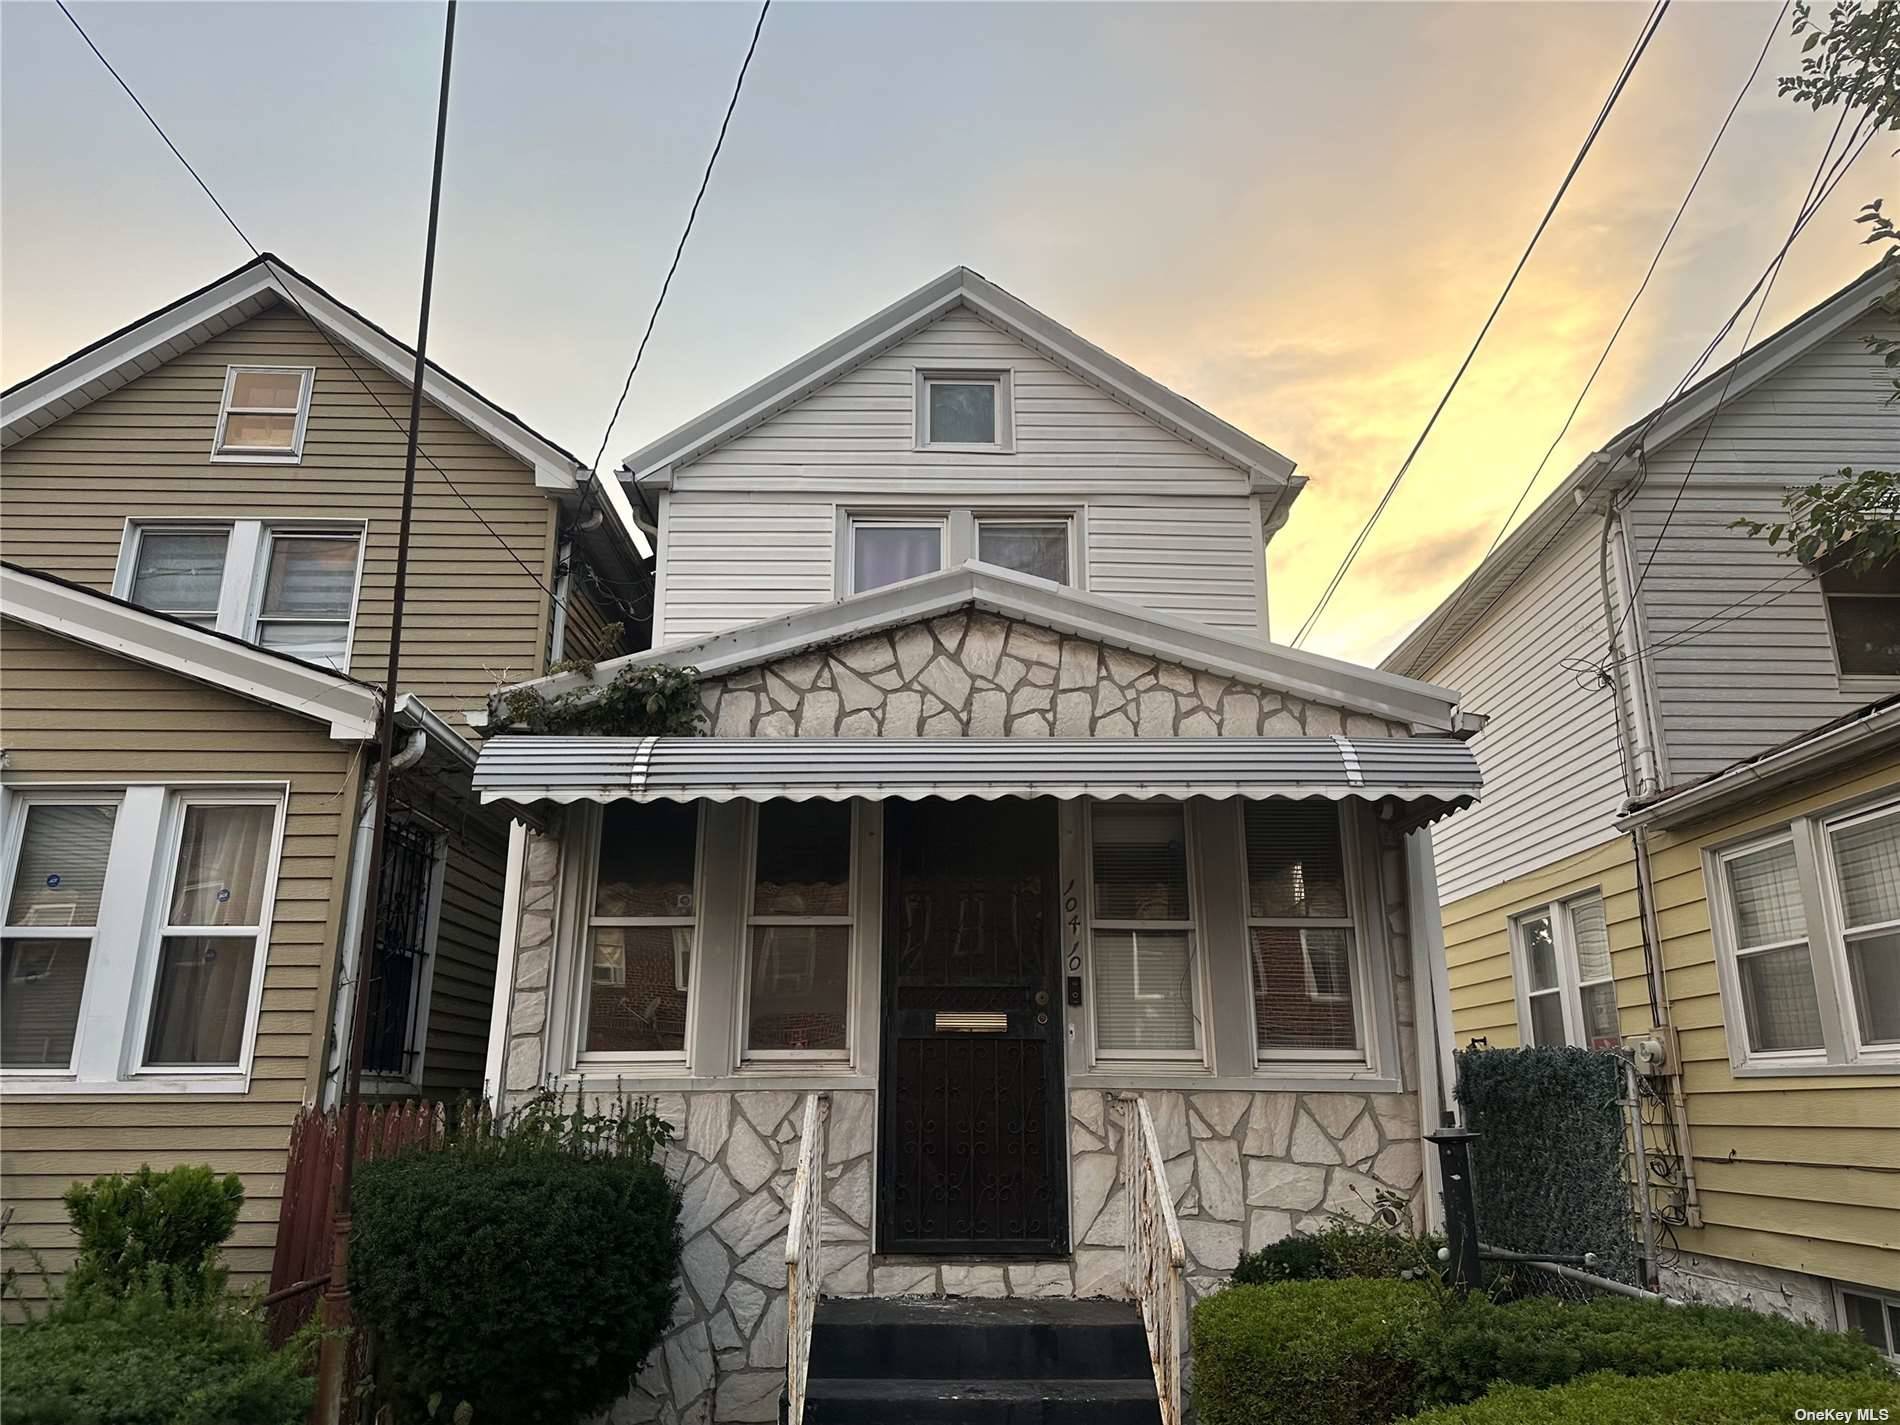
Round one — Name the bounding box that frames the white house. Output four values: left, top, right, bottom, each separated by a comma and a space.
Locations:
471, 269, 1485, 1422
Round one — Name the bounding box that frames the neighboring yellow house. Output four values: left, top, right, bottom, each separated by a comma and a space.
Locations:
1386, 264, 1900, 1353
0, 255, 648, 1301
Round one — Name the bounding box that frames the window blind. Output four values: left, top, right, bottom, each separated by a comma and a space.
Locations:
1244, 801, 1360, 1055
1090, 804, 1198, 1056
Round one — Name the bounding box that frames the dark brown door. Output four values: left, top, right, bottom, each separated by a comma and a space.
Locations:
877, 797, 1067, 1256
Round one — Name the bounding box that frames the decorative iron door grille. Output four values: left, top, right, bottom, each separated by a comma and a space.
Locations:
363, 818, 436, 1077
877, 798, 1067, 1256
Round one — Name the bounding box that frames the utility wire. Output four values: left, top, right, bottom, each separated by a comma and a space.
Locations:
1392, 1, 1786, 669
588, 0, 771, 487
52, 0, 640, 630
1289, 0, 1671, 649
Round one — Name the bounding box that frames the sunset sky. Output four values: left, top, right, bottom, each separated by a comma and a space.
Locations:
1, 1, 1886, 665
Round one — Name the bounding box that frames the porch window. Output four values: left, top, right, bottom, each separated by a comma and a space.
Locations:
1088, 803, 1201, 1060
583, 801, 698, 1059
2, 801, 118, 1069
1510, 891, 1619, 1049
213, 366, 313, 461
1242, 801, 1364, 1059
142, 798, 280, 1068
743, 800, 853, 1060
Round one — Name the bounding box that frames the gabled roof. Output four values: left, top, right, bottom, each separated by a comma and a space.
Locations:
486, 561, 1474, 733
2, 252, 592, 491
1, 561, 381, 741
619, 266, 1302, 493
1382, 259, 1900, 680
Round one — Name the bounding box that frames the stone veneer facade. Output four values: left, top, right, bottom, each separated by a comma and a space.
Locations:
495, 607, 1432, 1424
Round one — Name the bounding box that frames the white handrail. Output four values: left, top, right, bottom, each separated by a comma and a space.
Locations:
783, 1092, 829, 1425
1121, 1095, 1187, 1425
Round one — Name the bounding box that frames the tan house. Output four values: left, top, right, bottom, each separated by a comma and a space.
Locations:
1383, 264, 1900, 1346
0, 255, 646, 1300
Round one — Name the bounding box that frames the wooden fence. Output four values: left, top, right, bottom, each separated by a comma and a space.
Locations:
265, 1100, 447, 1345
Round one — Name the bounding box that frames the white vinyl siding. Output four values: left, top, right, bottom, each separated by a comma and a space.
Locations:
1422, 521, 1628, 902
1621, 313, 1900, 781
653, 308, 1269, 645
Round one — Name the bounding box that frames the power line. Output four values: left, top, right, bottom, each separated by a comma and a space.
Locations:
1289, 0, 1672, 649
588, 0, 772, 485
1392, 1, 1787, 669
51, 0, 638, 630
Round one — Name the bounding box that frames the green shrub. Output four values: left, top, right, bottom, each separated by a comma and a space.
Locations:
0, 1286, 314, 1425
1408, 1368, 1900, 1425
351, 1093, 681, 1423
1414, 1294, 1890, 1406
1233, 1233, 1327, 1284
1192, 1278, 1441, 1425
62, 1164, 243, 1304
1233, 1221, 1445, 1285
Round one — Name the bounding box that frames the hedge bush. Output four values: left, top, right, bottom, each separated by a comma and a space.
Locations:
1192, 1278, 1440, 1425
62, 1163, 243, 1304
1233, 1221, 1445, 1285
0, 1286, 314, 1425
1408, 1369, 1900, 1425
350, 1093, 681, 1424
1413, 1294, 1891, 1406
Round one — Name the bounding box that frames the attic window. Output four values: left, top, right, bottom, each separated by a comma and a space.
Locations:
917, 371, 1011, 452
213, 366, 313, 462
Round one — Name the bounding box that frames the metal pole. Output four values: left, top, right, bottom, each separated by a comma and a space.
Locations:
1625, 1056, 1659, 1290
314, 5, 457, 1419
1427, 1127, 1483, 1294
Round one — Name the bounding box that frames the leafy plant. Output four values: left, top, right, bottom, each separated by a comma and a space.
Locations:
1454, 1047, 1638, 1284
349, 1091, 681, 1423
1408, 1368, 1900, 1425
1191, 1278, 1441, 1425
1233, 1233, 1327, 1284
62, 1164, 244, 1305
1411, 1294, 1890, 1407
1733, 468, 1900, 576
497, 661, 705, 737
1232, 1218, 1447, 1287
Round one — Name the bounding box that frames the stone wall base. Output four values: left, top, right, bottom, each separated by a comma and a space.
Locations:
1657, 1251, 1838, 1330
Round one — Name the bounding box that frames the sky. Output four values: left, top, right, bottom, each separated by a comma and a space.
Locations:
2, 1, 1889, 665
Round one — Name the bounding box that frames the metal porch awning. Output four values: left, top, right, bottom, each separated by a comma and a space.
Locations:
472, 736, 1481, 822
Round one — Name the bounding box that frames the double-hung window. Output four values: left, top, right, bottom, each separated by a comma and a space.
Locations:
844, 509, 1078, 594
213, 366, 313, 462
1088, 803, 1202, 1062
743, 800, 854, 1061
975, 517, 1071, 585
1709, 794, 1900, 1072
118, 520, 363, 672
581, 802, 698, 1061
850, 519, 945, 595
1242, 801, 1366, 1061
1, 785, 286, 1089
2, 800, 118, 1070
1511, 892, 1620, 1049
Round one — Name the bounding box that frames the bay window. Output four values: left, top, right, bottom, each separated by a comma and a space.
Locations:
743, 800, 854, 1060
1242, 800, 1365, 1061
1089, 803, 1202, 1061
582, 801, 698, 1060
0, 785, 286, 1090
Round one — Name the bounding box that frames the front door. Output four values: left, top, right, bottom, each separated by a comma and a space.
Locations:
877, 798, 1067, 1256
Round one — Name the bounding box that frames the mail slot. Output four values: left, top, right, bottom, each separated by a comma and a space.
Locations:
934, 1011, 1009, 1034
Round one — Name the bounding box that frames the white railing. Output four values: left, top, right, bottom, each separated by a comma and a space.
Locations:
1121, 1094, 1187, 1425
784, 1092, 830, 1425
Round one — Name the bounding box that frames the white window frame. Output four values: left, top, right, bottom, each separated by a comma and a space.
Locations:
0, 791, 123, 1075
0, 782, 288, 1096
1084, 801, 1208, 1068
844, 515, 949, 595
113, 518, 366, 672
569, 802, 701, 1071
119, 523, 232, 628
835, 504, 1086, 598
212, 365, 315, 464
973, 514, 1076, 587
1836, 1280, 1900, 1361
1509, 891, 1616, 1049
738, 802, 857, 1067
914, 368, 1013, 453
1705, 791, 1900, 1077
1815, 796, 1900, 1064
1241, 801, 1373, 1067
251, 528, 365, 668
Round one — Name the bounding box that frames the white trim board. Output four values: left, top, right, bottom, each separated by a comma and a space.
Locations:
2, 561, 380, 741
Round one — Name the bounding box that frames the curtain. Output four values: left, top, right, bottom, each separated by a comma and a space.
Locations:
853, 526, 941, 594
